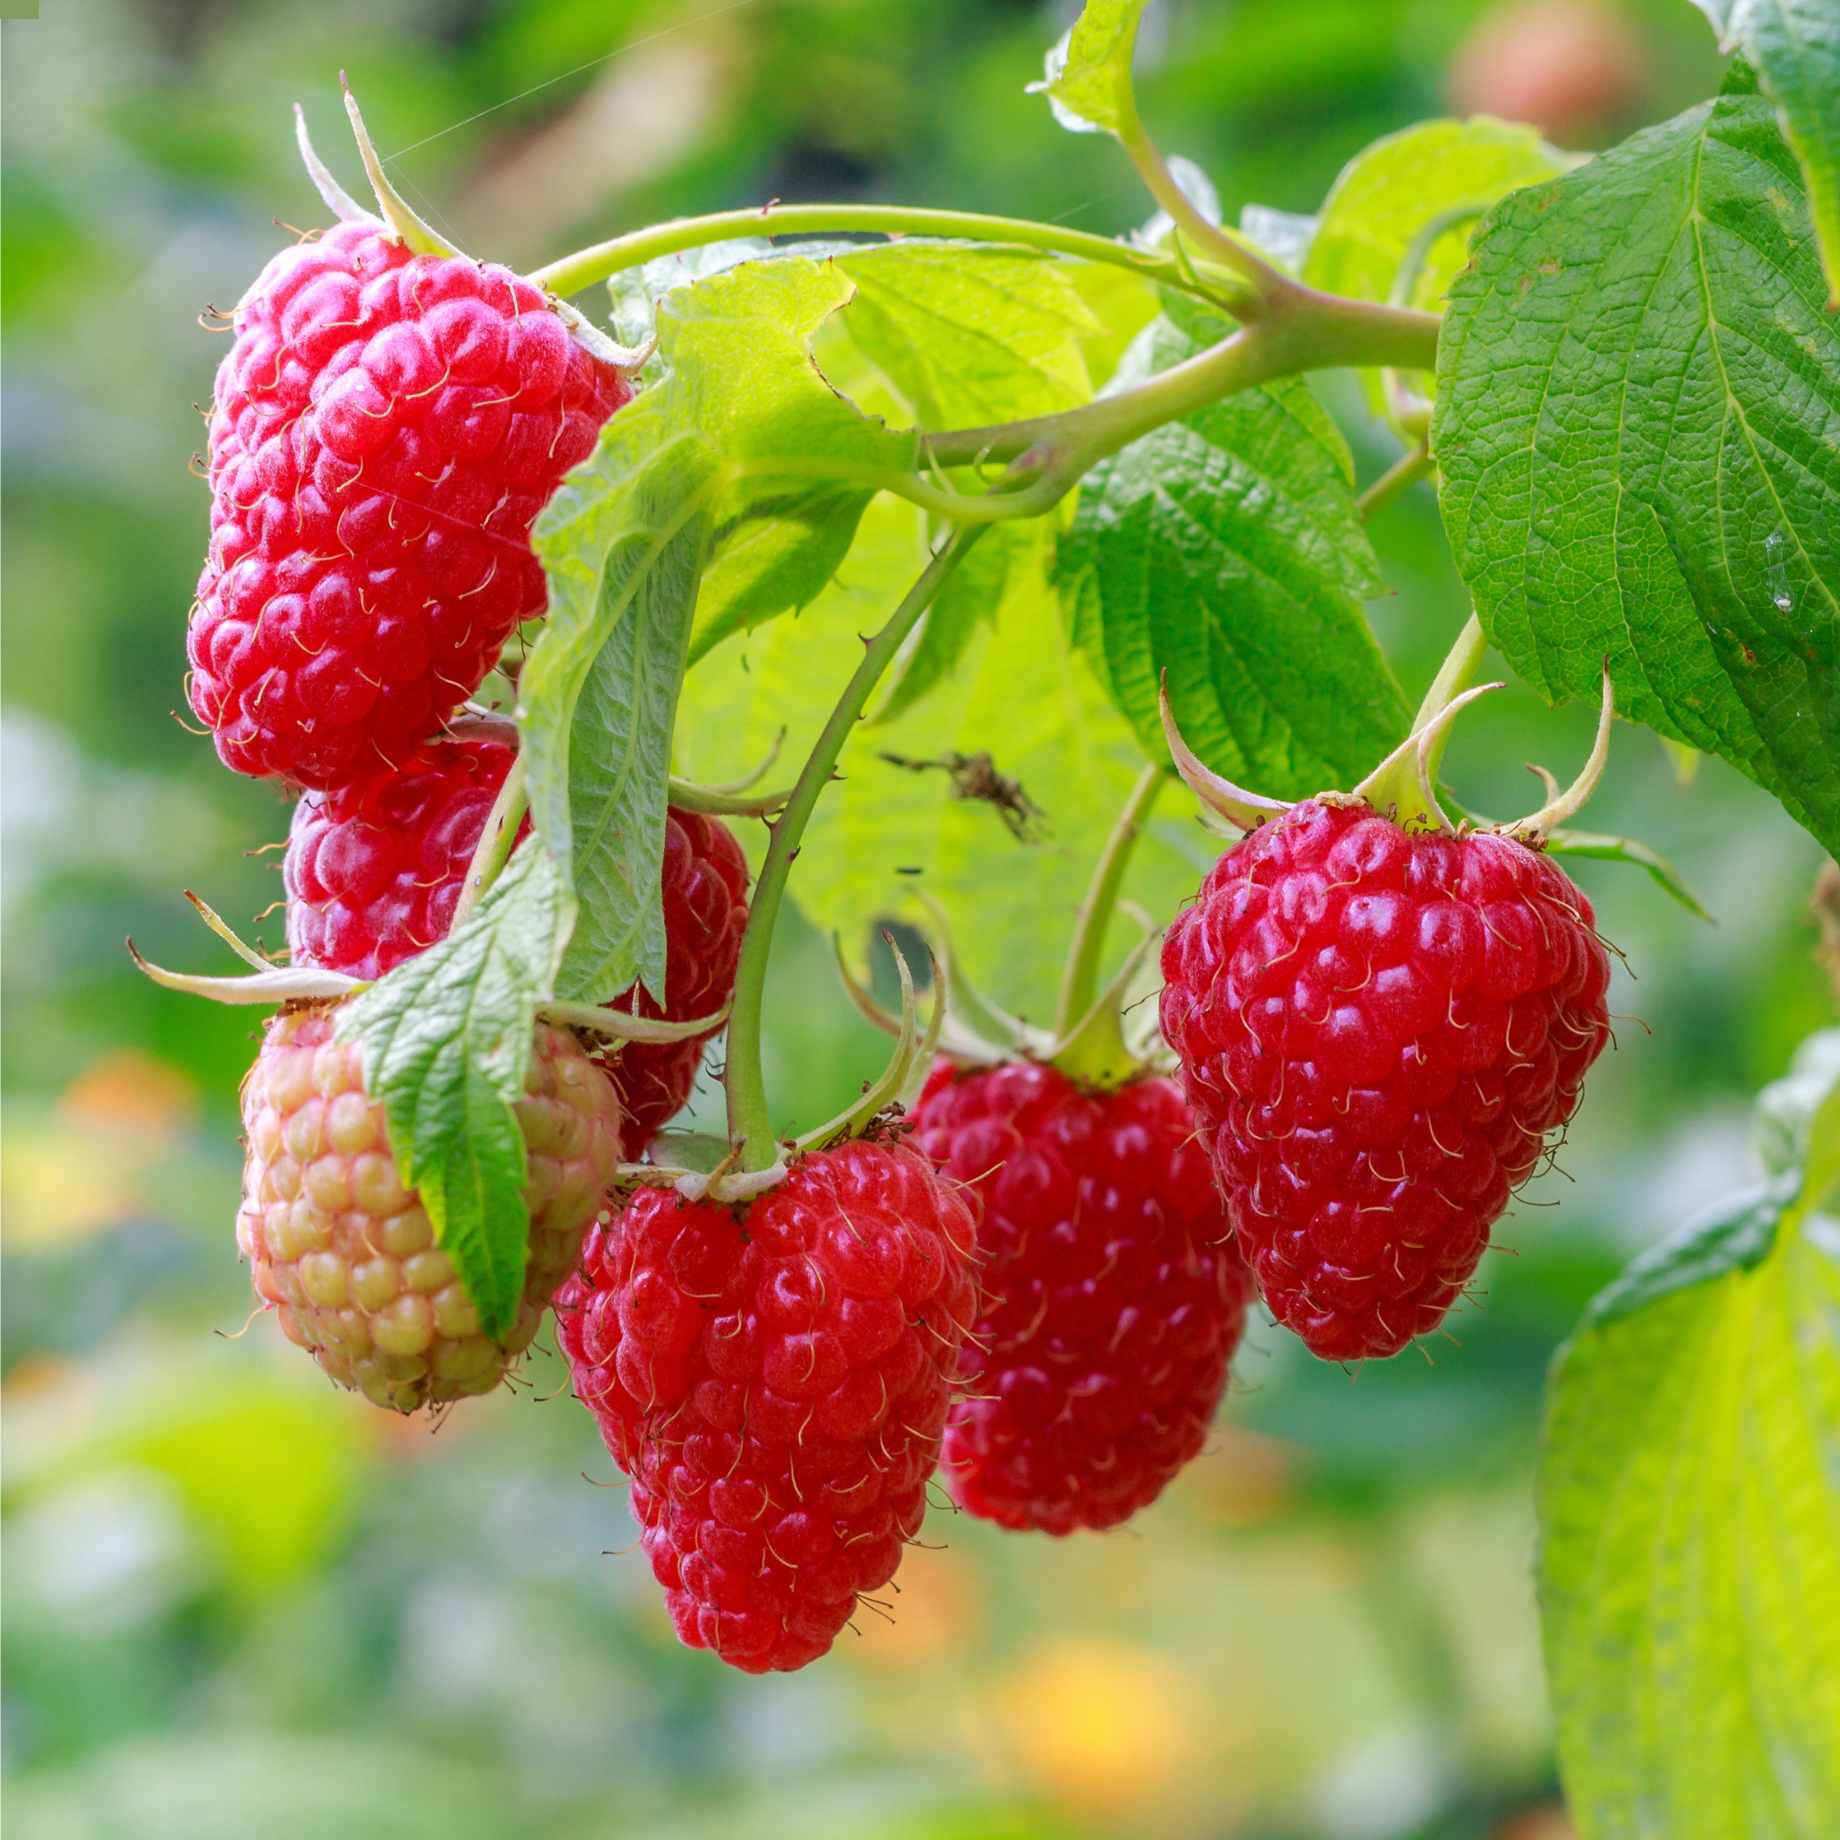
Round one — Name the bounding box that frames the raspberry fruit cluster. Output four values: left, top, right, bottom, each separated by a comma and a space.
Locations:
189, 220, 629, 788
176, 193, 752, 1425
556, 1141, 979, 1671
1159, 801, 1612, 1360
911, 1060, 1252, 1534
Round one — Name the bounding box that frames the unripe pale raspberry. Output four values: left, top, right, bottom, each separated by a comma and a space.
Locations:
911, 1060, 1251, 1534
189, 220, 630, 788
556, 1140, 979, 1672
283, 736, 749, 1157
1159, 801, 1612, 1361
238, 1005, 624, 1411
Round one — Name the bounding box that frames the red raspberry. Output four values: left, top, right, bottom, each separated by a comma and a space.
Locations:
188, 220, 630, 788
555, 1140, 979, 1672
283, 736, 749, 1156
238, 1006, 624, 1411
1159, 801, 1612, 1360
910, 1061, 1251, 1534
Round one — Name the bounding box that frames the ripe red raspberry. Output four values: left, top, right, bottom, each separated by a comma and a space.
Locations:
238, 1006, 623, 1411
283, 736, 749, 1156
1159, 801, 1612, 1361
189, 220, 630, 788
910, 1060, 1251, 1534
556, 1140, 979, 1672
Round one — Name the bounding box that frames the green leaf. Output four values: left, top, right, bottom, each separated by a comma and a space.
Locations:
1434, 92, 1840, 856
800, 241, 1135, 707
1028, 0, 1151, 139
1539, 1028, 1840, 1838
675, 497, 1215, 1021
335, 848, 573, 1339
691, 246, 1118, 687
1301, 117, 1569, 418
554, 476, 707, 1004
1304, 117, 1571, 311
821, 242, 1103, 427
1690, 0, 1840, 300
527, 259, 918, 996
1056, 309, 1408, 797
876, 520, 1034, 724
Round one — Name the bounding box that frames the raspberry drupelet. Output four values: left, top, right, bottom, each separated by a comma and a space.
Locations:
238, 1006, 623, 1411
911, 1060, 1252, 1534
556, 1140, 980, 1672
284, 735, 749, 1157
1159, 801, 1612, 1360
189, 220, 629, 788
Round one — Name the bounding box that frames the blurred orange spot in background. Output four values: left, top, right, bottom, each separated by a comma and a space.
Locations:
849, 1535, 981, 1668
58, 1049, 200, 1136
1447, 0, 1647, 144
991, 1634, 1235, 1828
1180, 1423, 1297, 1527
5, 1051, 203, 1247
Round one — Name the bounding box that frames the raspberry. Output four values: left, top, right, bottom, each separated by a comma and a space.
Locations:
238, 1005, 623, 1411
910, 1061, 1251, 1534
284, 736, 749, 1156
188, 220, 630, 788
556, 1140, 979, 1672
1158, 801, 1612, 1360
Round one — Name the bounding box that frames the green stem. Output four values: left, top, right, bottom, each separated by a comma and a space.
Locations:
1357, 614, 1487, 826
1114, 117, 1287, 310
452, 751, 527, 924
921, 294, 1440, 493
1054, 761, 1166, 1039
723, 530, 982, 1170
1411, 613, 1488, 739
1357, 443, 1432, 521
529, 202, 1207, 302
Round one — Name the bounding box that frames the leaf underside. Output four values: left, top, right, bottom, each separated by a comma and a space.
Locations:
1538, 1030, 1840, 1839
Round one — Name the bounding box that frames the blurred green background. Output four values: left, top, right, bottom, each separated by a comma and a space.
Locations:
2, 2, 1827, 1836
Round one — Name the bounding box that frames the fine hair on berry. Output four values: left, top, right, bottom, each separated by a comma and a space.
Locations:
911, 1059, 1252, 1534
1159, 801, 1612, 1361
556, 1139, 979, 1672
189, 220, 629, 788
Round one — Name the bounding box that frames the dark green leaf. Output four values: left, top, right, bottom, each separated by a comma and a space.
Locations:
1057, 310, 1407, 797
1690, 0, 1840, 298
1435, 92, 1840, 855
334, 848, 572, 1339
